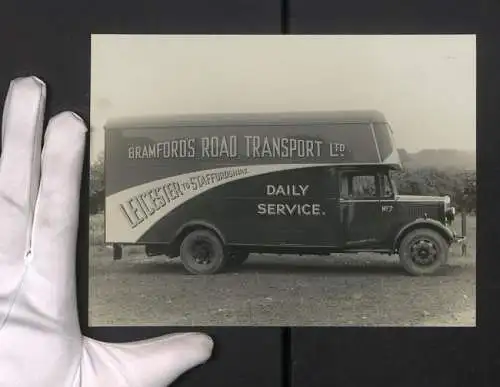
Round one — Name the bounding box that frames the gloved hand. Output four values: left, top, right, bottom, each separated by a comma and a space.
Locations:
0, 76, 214, 387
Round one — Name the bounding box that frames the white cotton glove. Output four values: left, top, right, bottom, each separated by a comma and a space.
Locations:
0, 76, 214, 387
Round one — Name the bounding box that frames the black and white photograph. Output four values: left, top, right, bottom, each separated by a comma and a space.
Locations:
89, 34, 476, 327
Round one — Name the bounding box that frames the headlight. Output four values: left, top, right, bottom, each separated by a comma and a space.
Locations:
445, 206, 456, 222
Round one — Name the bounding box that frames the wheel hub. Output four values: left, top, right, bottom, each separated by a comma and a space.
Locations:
191, 240, 213, 265
410, 239, 438, 266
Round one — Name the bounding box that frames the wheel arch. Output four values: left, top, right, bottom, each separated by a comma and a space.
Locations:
171, 220, 226, 257
393, 218, 454, 252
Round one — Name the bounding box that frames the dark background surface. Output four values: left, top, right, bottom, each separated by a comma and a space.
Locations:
0, 1, 499, 386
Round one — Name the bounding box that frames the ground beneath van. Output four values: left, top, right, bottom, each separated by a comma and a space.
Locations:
88, 242, 475, 327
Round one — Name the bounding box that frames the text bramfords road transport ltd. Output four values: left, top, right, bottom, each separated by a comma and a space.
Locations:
119, 168, 249, 228
127, 135, 346, 159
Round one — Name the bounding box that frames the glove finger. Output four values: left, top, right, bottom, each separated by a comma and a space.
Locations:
30, 112, 87, 321
0, 76, 46, 260
82, 333, 214, 387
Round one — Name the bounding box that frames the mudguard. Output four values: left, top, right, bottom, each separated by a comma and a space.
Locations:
174, 219, 227, 245
393, 218, 455, 251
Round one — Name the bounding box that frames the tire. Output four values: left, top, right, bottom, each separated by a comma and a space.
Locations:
398, 228, 449, 276
180, 229, 228, 274
228, 251, 250, 267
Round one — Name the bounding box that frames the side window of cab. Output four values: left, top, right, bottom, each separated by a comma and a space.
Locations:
340, 172, 377, 199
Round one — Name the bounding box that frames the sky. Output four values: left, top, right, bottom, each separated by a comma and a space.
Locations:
90, 34, 476, 163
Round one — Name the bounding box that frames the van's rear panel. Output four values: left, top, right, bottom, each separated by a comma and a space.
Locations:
104, 111, 401, 245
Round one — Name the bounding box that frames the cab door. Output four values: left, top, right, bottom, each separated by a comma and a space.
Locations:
377, 172, 399, 246
339, 170, 385, 247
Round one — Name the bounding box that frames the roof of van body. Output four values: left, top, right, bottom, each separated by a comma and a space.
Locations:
104, 110, 388, 130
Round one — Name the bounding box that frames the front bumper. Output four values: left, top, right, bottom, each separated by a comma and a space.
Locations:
451, 230, 466, 244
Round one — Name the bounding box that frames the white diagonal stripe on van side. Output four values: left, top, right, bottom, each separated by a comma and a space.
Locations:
105, 163, 333, 243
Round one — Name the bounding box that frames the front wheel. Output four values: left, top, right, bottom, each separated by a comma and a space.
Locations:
398, 228, 449, 276
180, 229, 228, 274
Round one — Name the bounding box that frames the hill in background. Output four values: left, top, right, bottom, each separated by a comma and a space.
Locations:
397, 149, 476, 171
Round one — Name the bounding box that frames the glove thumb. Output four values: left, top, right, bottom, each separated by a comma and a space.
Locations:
82, 332, 214, 387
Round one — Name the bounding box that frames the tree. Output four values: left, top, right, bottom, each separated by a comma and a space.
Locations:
90, 152, 105, 214
392, 167, 476, 213
454, 170, 477, 214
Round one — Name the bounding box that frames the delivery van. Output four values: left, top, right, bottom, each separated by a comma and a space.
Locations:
103, 110, 464, 276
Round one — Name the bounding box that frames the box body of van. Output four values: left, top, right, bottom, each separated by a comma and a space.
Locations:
104, 110, 464, 275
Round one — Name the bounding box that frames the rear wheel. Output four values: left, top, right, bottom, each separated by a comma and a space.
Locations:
398, 228, 449, 276
180, 229, 228, 274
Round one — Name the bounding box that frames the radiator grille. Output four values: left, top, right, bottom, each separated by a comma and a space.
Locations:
408, 206, 427, 218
